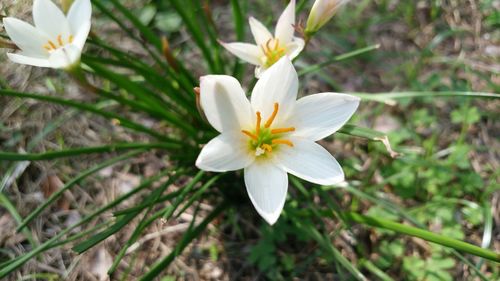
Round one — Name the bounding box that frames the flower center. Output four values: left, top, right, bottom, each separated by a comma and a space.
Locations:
43, 34, 74, 52
260, 39, 287, 68
241, 102, 295, 157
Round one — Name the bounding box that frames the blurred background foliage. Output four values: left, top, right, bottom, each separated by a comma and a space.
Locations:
0, 0, 499, 280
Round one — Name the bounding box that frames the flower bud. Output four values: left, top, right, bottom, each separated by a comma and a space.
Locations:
305, 0, 349, 34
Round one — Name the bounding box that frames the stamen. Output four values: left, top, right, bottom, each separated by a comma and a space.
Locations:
265, 39, 273, 52
265, 103, 279, 128
274, 39, 279, 49
48, 40, 57, 49
241, 130, 258, 140
69, 35, 74, 43
57, 35, 63, 46
256, 112, 262, 135
261, 144, 273, 153
272, 139, 294, 147
43, 44, 53, 51
271, 127, 295, 134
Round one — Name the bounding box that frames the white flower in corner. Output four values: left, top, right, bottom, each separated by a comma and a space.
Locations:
196, 57, 360, 225
2, 0, 92, 69
220, 0, 304, 78
306, 0, 350, 34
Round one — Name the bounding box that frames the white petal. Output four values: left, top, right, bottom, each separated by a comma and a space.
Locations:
220, 42, 262, 65
7, 53, 51, 67
67, 0, 92, 49
33, 0, 71, 40
196, 132, 254, 172
71, 20, 91, 50
249, 17, 273, 46
3, 17, 48, 57
286, 37, 305, 59
251, 57, 298, 124
200, 75, 253, 133
288, 93, 360, 141
244, 160, 288, 225
254, 65, 266, 78
275, 138, 344, 185
48, 44, 81, 69
67, 0, 92, 34
275, 0, 296, 43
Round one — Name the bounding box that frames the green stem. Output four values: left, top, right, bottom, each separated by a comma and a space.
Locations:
344, 212, 500, 263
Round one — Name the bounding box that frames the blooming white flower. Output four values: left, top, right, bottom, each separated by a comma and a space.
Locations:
220, 0, 304, 78
2, 0, 92, 69
195, 57, 360, 225
306, 0, 349, 34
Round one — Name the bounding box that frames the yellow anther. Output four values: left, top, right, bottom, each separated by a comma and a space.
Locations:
43, 44, 53, 51
272, 139, 294, 147
69, 35, 74, 43
57, 35, 63, 46
256, 112, 262, 135
241, 130, 258, 140
265, 103, 279, 128
261, 144, 273, 153
271, 127, 295, 134
48, 40, 57, 49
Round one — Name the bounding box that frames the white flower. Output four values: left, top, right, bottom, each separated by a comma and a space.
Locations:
306, 0, 349, 34
195, 57, 360, 225
220, 0, 304, 78
2, 0, 92, 69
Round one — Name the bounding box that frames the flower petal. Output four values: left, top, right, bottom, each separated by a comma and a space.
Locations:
275, 0, 296, 43
3, 17, 48, 57
67, 0, 92, 49
196, 132, 254, 172
244, 160, 288, 225
71, 20, 91, 50
33, 0, 71, 40
200, 75, 253, 133
251, 57, 298, 124
220, 42, 262, 65
286, 37, 305, 59
288, 93, 360, 141
67, 0, 91, 33
7, 53, 51, 67
249, 17, 273, 46
275, 138, 344, 185
48, 44, 81, 69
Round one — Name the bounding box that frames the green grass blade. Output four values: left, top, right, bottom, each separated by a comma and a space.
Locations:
353, 91, 500, 105
344, 212, 500, 262
138, 201, 228, 281
0, 143, 181, 161
72, 171, 182, 254
298, 44, 380, 76
0, 169, 171, 278
16, 150, 143, 232
0, 89, 176, 142
338, 124, 399, 157
106, 0, 162, 51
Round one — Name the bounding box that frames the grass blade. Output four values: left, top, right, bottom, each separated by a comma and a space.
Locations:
16, 150, 143, 232
344, 212, 500, 262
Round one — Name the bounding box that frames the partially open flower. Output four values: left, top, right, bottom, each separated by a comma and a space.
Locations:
220, 0, 304, 78
2, 0, 91, 69
305, 0, 349, 34
196, 57, 360, 224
